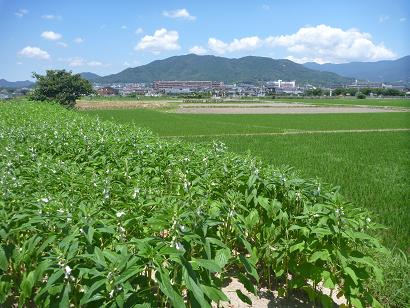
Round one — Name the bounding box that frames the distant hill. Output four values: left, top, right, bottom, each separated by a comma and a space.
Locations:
0, 79, 34, 88
96, 54, 353, 86
80, 72, 101, 81
304, 56, 410, 83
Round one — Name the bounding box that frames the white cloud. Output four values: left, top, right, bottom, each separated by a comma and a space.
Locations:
265, 24, 396, 63
87, 61, 103, 67
135, 27, 144, 34
208, 36, 263, 54
379, 15, 390, 23
57, 42, 68, 47
261, 4, 270, 11
73, 37, 84, 43
42, 14, 62, 20
189, 45, 207, 55
65, 57, 105, 67
400, 17, 407, 22
121, 25, 127, 29
68, 57, 85, 67
17, 62, 23, 65
135, 28, 180, 52
41, 31, 62, 40
123, 61, 130, 66
162, 8, 196, 20
18, 46, 50, 60
15, 9, 28, 18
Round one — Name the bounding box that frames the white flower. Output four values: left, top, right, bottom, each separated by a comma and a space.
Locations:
64, 265, 72, 279
174, 242, 184, 251
109, 289, 114, 298
41, 197, 49, 203
179, 225, 186, 232
366, 217, 371, 223
132, 188, 140, 199
116, 211, 125, 218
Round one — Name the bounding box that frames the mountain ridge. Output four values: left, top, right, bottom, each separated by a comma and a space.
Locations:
95, 54, 353, 86
0, 79, 34, 88
303, 56, 410, 83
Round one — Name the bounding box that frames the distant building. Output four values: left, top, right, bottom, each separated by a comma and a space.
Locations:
153, 80, 224, 93
96, 87, 119, 96
266, 80, 300, 94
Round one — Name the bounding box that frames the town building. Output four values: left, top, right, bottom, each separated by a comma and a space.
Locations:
153, 80, 224, 93
96, 87, 119, 96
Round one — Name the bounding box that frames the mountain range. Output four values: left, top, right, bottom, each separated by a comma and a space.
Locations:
2, 55, 409, 88
0, 79, 34, 88
303, 56, 410, 83
95, 54, 353, 86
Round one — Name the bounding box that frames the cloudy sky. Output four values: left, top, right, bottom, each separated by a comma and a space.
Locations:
0, 0, 409, 80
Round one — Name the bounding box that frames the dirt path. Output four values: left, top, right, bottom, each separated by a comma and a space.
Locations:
163, 128, 410, 138
75, 101, 171, 109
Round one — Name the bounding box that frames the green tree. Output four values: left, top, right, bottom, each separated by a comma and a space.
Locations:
29, 70, 93, 107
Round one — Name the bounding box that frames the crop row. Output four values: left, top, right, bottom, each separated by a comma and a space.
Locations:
0, 101, 384, 307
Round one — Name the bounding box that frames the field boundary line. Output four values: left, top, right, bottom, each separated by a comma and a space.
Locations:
163, 128, 410, 138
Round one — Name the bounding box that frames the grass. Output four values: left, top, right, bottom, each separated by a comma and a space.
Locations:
271, 97, 410, 108
84, 109, 410, 136
84, 108, 410, 251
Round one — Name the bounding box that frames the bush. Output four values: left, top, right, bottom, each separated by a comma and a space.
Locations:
356, 92, 366, 99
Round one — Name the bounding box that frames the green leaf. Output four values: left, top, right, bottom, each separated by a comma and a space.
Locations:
155, 269, 185, 308
201, 284, 229, 302
239, 254, 259, 282
237, 272, 256, 294
321, 271, 335, 289
116, 265, 144, 284
59, 283, 70, 308
182, 260, 210, 308
309, 250, 330, 262
93, 246, 106, 268
215, 249, 231, 268
344, 267, 359, 285
87, 226, 95, 245
191, 258, 222, 273
80, 279, 106, 305
350, 296, 363, 308
236, 289, 252, 305
0, 246, 8, 271
289, 241, 305, 253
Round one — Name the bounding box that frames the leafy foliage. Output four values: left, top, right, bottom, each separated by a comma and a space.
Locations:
29, 70, 93, 107
0, 101, 385, 307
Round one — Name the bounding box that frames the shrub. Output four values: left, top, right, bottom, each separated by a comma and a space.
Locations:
356, 93, 366, 99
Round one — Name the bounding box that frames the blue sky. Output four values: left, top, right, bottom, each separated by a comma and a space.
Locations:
0, 0, 409, 81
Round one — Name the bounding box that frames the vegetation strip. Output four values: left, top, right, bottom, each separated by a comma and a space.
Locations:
163, 128, 410, 138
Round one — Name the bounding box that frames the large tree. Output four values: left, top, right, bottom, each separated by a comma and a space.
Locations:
29, 70, 93, 107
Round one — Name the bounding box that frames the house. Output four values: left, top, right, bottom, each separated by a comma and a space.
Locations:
96, 87, 119, 96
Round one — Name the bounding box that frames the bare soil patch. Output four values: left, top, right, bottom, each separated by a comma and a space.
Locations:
76, 100, 170, 110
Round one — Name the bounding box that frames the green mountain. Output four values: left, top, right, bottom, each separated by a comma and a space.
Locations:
304, 56, 410, 83
96, 54, 353, 86
0, 79, 34, 88
80, 72, 101, 81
